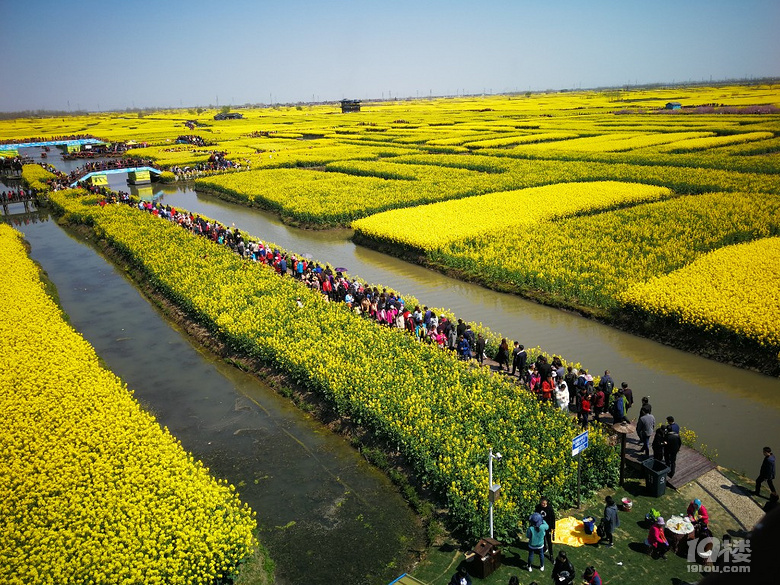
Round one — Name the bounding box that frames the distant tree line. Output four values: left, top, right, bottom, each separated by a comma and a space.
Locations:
0, 109, 90, 120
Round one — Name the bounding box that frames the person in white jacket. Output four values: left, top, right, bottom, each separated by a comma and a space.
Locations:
556, 381, 569, 412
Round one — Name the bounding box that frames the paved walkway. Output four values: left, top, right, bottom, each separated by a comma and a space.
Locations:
680, 468, 765, 534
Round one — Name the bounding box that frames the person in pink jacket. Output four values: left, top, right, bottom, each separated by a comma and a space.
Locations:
647, 516, 670, 559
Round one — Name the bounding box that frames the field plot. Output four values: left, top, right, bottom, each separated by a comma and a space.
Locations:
621, 237, 780, 348
352, 181, 673, 251
196, 162, 504, 225
0, 224, 256, 584
431, 191, 780, 310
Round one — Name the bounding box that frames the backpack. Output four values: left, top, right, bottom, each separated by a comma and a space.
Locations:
610, 394, 623, 417
596, 519, 606, 538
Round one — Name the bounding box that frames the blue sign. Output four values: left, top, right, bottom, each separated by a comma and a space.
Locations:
572, 431, 589, 456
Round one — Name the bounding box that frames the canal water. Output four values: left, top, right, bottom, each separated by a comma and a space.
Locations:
5, 184, 423, 585
17, 142, 105, 174
118, 178, 780, 474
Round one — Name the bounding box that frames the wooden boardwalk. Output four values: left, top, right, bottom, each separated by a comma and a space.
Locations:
609, 420, 716, 489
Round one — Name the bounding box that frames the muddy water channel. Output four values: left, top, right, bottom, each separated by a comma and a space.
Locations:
127, 180, 780, 473
11, 208, 423, 585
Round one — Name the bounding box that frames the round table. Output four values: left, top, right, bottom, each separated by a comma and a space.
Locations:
664, 515, 695, 555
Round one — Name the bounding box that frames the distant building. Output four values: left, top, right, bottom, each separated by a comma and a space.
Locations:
665, 102, 682, 110
340, 99, 361, 113
214, 112, 244, 120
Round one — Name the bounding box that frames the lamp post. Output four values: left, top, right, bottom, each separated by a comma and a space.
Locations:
488, 449, 502, 538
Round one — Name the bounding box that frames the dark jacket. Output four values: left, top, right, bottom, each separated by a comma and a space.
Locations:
535, 502, 556, 530
552, 558, 575, 584
603, 503, 620, 530
665, 430, 681, 456
761, 454, 776, 479
516, 349, 528, 371
537, 360, 552, 382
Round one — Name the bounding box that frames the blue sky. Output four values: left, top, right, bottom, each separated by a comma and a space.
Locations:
1, 0, 778, 112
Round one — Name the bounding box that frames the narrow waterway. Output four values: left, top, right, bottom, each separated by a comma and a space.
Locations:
126, 179, 780, 474
7, 202, 423, 585
17, 143, 110, 174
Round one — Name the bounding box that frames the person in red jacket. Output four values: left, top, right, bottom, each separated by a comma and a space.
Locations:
687, 499, 709, 526
592, 387, 606, 422
541, 378, 554, 404
579, 390, 591, 429
583, 566, 602, 585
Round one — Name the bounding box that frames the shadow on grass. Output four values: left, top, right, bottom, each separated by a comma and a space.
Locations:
627, 541, 649, 555
635, 517, 653, 530
498, 547, 529, 571
724, 528, 750, 539
621, 477, 650, 499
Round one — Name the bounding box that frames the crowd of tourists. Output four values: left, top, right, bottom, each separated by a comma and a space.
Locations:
125, 201, 598, 387
64, 158, 158, 184
62, 142, 132, 159
0, 156, 27, 175
1, 186, 38, 203
175, 135, 208, 146
169, 151, 244, 179
124, 198, 653, 422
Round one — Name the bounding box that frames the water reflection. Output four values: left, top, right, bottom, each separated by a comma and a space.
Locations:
1, 209, 50, 226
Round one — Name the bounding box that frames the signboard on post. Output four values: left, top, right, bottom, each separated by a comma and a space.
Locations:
572, 431, 589, 508
572, 431, 589, 457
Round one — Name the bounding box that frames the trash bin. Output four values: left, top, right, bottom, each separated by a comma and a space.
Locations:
583, 516, 596, 534
468, 537, 502, 578
643, 458, 670, 497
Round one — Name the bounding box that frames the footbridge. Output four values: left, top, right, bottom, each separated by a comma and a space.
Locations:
70, 166, 163, 187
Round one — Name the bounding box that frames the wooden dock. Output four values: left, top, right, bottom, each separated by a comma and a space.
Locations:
609, 419, 716, 489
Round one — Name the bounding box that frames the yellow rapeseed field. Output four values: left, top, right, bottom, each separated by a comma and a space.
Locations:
352, 181, 672, 251
434, 191, 780, 316
0, 224, 256, 584
621, 237, 780, 348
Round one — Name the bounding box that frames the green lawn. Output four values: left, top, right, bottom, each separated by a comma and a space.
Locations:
409, 468, 757, 585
